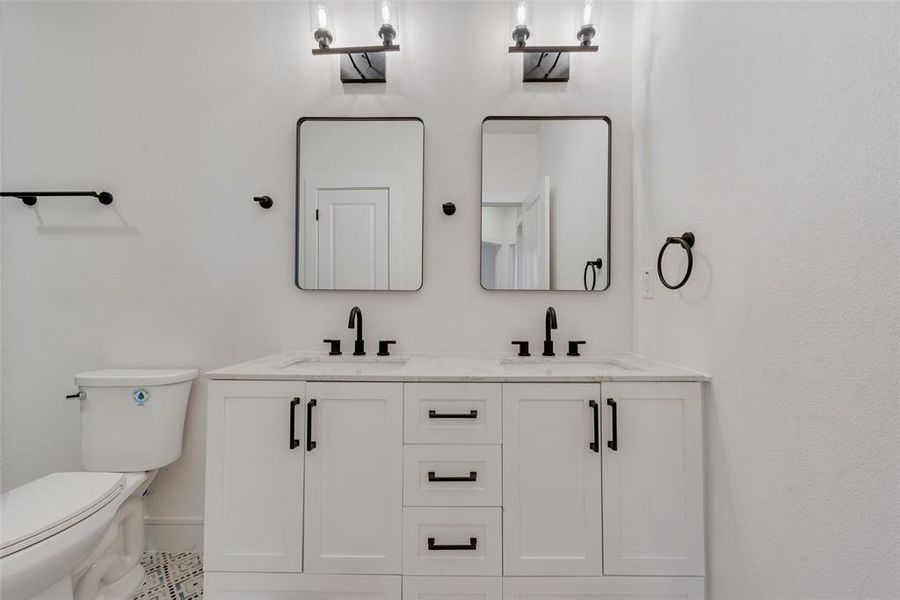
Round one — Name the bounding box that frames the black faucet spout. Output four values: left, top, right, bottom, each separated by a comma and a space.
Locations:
348, 306, 365, 356
543, 306, 558, 357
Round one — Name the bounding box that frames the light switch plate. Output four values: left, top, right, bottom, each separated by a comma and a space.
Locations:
641, 269, 654, 299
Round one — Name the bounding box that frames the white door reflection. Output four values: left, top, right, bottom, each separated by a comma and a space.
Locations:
312, 186, 389, 290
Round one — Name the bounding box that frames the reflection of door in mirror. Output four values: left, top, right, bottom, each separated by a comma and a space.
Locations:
296, 118, 424, 291
481, 117, 610, 291
517, 176, 550, 289
311, 186, 389, 290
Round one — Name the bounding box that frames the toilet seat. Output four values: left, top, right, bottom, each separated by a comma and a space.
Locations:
1, 473, 125, 558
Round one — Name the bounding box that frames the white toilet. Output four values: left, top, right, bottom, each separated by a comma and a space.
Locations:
0, 368, 198, 600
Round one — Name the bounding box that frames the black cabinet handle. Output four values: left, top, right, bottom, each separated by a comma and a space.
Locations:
428, 471, 478, 482
607, 398, 618, 451
428, 537, 477, 551
306, 399, 317, 451
289, 398, 301, 450
589, 400, 599, 452
428, 409, 478, 419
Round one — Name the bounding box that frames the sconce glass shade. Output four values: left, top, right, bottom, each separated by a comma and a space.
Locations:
376, 0, 399, 46
310, 1, 334, 49
510, 0, 531, 47
575, 0, 598, 46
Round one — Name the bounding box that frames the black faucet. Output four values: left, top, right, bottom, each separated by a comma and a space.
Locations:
543, 306, 558, 357
348, 306, 365, 356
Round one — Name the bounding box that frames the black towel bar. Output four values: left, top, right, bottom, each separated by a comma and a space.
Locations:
1, 191, 113, 206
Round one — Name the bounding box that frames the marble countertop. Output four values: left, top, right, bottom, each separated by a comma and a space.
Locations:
207, 352, 709, 383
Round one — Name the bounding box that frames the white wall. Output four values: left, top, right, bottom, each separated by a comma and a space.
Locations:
632, 2, 899, 598
481, 130, 537, 205
0, 0, 634, 545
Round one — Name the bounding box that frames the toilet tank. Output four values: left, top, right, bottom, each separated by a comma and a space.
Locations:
75, 368, 199, 472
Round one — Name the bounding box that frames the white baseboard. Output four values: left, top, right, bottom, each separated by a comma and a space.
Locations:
144, 517, 204, 553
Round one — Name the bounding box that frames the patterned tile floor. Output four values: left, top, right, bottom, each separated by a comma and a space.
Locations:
133, 552, 203, 600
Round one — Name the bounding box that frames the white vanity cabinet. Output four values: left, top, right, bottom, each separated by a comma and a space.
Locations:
204, 355, 707, 600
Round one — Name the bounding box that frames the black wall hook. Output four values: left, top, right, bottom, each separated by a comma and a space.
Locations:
442, 202, 456, 216
657, 232, 695, 290
1, 191, 113, 206
254, 196, 273, 209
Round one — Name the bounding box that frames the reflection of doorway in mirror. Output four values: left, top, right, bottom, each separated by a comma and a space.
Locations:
481, 176, 550, 290
309, 185, 390, 290
516, 176, 550, 289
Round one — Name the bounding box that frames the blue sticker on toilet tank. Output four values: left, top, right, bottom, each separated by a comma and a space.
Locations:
133, 388, 149, 406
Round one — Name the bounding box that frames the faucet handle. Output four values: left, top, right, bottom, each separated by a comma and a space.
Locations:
377, 340, 397, 357
511, 341, 531, 357
567, 340, 586, 357
323, 339, 342, 356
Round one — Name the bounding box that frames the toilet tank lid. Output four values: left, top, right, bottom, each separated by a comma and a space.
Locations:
75, 368, 199, 387
0, 472, 125, 558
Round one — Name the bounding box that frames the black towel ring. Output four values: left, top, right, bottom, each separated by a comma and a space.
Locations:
583, 258, 603, 291
657, 232, 695, 290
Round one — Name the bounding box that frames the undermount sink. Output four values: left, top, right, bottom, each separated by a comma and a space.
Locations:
275, 356, 408, 371
499, 357, 637, 372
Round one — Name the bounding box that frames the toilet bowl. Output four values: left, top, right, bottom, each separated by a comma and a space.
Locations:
0, 368, 198, 600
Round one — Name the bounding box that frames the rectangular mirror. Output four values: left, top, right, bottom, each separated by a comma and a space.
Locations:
296, 117, 424, 290
481, 116, 610, 291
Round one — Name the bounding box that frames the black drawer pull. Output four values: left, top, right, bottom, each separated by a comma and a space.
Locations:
589, 400, 599, 453
607, 398, 618, 451
306, 399, 317, 451
289, 398, 301, 450
428, 409, 478, 419
428, 537, 477, 551
428, 471, 478, 482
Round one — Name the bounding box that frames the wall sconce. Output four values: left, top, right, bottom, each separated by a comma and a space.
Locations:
311, 0, 400, 84
508, 0, 599, 83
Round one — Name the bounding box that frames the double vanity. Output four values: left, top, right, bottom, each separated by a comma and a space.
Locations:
203, 348, 708, 599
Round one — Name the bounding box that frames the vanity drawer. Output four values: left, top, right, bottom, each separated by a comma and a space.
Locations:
402, 507, 502, 576
404, 383, 501, 444
403, 445, 501, 507
402, 576, 502, 600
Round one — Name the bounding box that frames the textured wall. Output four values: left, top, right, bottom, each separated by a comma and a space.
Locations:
0, 0, 633, 543
632, 2, 900, 598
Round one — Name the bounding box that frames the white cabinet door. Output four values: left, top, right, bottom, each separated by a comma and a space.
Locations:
204, 380, 306, 573
304, 382, 403, 574
502, 383, 603, 575
601, 382, 704, 576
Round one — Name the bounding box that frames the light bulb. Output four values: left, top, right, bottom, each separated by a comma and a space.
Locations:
516, 1, 528, 26
575, 0, 597, 46
582, 0, 594, 26
311, 2, 333, 49
511, 0, 531, 47
377, 0, 398, 46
